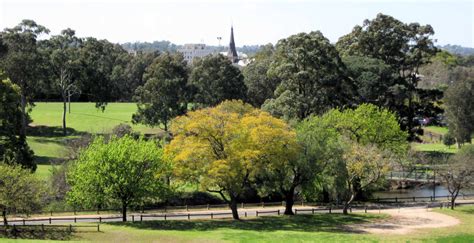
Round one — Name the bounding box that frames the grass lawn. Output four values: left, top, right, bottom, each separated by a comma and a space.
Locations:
30, 102, 160, 134
27, 102, 163, 180
423, 126, 449, 135
411, 142, 458, 153
67, 206, 474, 242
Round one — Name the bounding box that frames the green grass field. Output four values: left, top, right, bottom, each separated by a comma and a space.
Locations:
3, 206, 471, 242
28, 102, 162, 180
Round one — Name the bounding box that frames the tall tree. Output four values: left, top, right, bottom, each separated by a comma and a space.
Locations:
262, 31, 354, 121
0, 78, 35, 171
165, 100, 297, 219
189, 54, 246, 107
67, 135, 169, 222
0, 163, 44, 225
444, 78, 474, 146
132, 53, 189, 131
336, 13, 439, 139
0, 20, 50, 136
78, 38, 129, 109
44, 28, 82, 135
243, 44, 280, 107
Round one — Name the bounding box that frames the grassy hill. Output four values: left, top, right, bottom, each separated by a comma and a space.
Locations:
28, 102, 162, 180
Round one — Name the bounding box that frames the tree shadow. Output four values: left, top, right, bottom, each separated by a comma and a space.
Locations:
27, 125, 87, 137
109, 214, 382, 234
0, 226, 73, 240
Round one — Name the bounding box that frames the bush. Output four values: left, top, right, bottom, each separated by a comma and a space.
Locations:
443, 132, 456, 148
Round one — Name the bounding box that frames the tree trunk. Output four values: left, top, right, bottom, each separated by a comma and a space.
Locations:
122, 202, 128, 222
229, 199, 239, 220
343, 193, 355, 215
284, 187, 295, 215
20, 93, 27, 137
62, 94, 67, 136
2, 208, 7, 226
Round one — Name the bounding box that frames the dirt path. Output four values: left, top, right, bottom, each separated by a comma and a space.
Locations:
347, 207, 460, 234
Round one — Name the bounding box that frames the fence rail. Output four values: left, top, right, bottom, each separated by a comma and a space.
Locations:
7, 194, 474, 219
3, 200, 474, 226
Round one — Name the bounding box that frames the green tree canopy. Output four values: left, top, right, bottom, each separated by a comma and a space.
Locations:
67, 135, 169, 221
189, 54, 246, 107
336, 13, 439, 139
0, 78, 35, 171
0, 19, 50, 136
263, 31, 354, 120
0, 163, 44, 225
444, 78, 474, 146
243, 44, 280, 107
132, 52, 189, 131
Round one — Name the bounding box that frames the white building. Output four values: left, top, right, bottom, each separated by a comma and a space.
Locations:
178, 44, 214, 65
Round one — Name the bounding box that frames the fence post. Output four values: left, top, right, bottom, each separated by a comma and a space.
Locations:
365, 206, 367, 213
256, 211, 259, 217
395, 197, 398, 203
164, 214, 167, 221
49, 218, 52, 224
188, 214, 190, 220
99, 217, 102, 223
413, 197, 415, 202
295, 209, 297, 215
132, 215, 134, 222
22, 219, 25, 226
97, 224, 100, 232
329, 206, 332, 214
211, 213, 213, 219
140, 215, 143, 222
74, 217, 77, 223
245, 212, 247, 217
278, 209, 280, 215
312, 208, 314, 214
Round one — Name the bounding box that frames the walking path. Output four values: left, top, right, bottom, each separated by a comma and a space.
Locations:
347, 207, 460, 234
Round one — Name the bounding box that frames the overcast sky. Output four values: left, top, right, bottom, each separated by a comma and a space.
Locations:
1, 0, 473, 47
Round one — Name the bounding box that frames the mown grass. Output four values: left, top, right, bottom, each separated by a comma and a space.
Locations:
74, 206, 474, 242
27, 102, 163, 179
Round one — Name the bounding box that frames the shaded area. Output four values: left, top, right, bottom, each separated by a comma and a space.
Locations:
109, 214, 385, 233
0, 226, 73, 240
27, 125, 87, 137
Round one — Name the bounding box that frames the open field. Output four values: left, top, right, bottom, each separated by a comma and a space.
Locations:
27, 102, 162, 179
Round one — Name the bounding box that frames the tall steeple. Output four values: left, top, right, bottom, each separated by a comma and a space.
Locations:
227, 25, 238, 64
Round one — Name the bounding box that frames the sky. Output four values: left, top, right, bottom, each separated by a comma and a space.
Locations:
0, 0, 473, 47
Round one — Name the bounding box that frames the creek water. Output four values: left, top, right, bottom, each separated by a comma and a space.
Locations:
373, 185, 474, 199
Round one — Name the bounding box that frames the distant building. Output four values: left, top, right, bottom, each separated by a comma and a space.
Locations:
178, 43, 214, 65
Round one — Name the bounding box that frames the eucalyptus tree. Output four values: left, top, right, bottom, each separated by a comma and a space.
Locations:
444, 78, 474, 146
336, 13, 439, 139
132, 52, 190, 131
0, 19, 50, 136
44, 28, 82, 135
262, 31, 354, 121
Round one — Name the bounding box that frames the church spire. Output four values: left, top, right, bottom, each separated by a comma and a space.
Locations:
227, 25, 238, 63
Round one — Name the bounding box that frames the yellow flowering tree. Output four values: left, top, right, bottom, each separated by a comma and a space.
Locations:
165, 100, 297, 219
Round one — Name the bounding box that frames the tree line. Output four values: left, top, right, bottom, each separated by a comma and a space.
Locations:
1, 13, 473, 223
